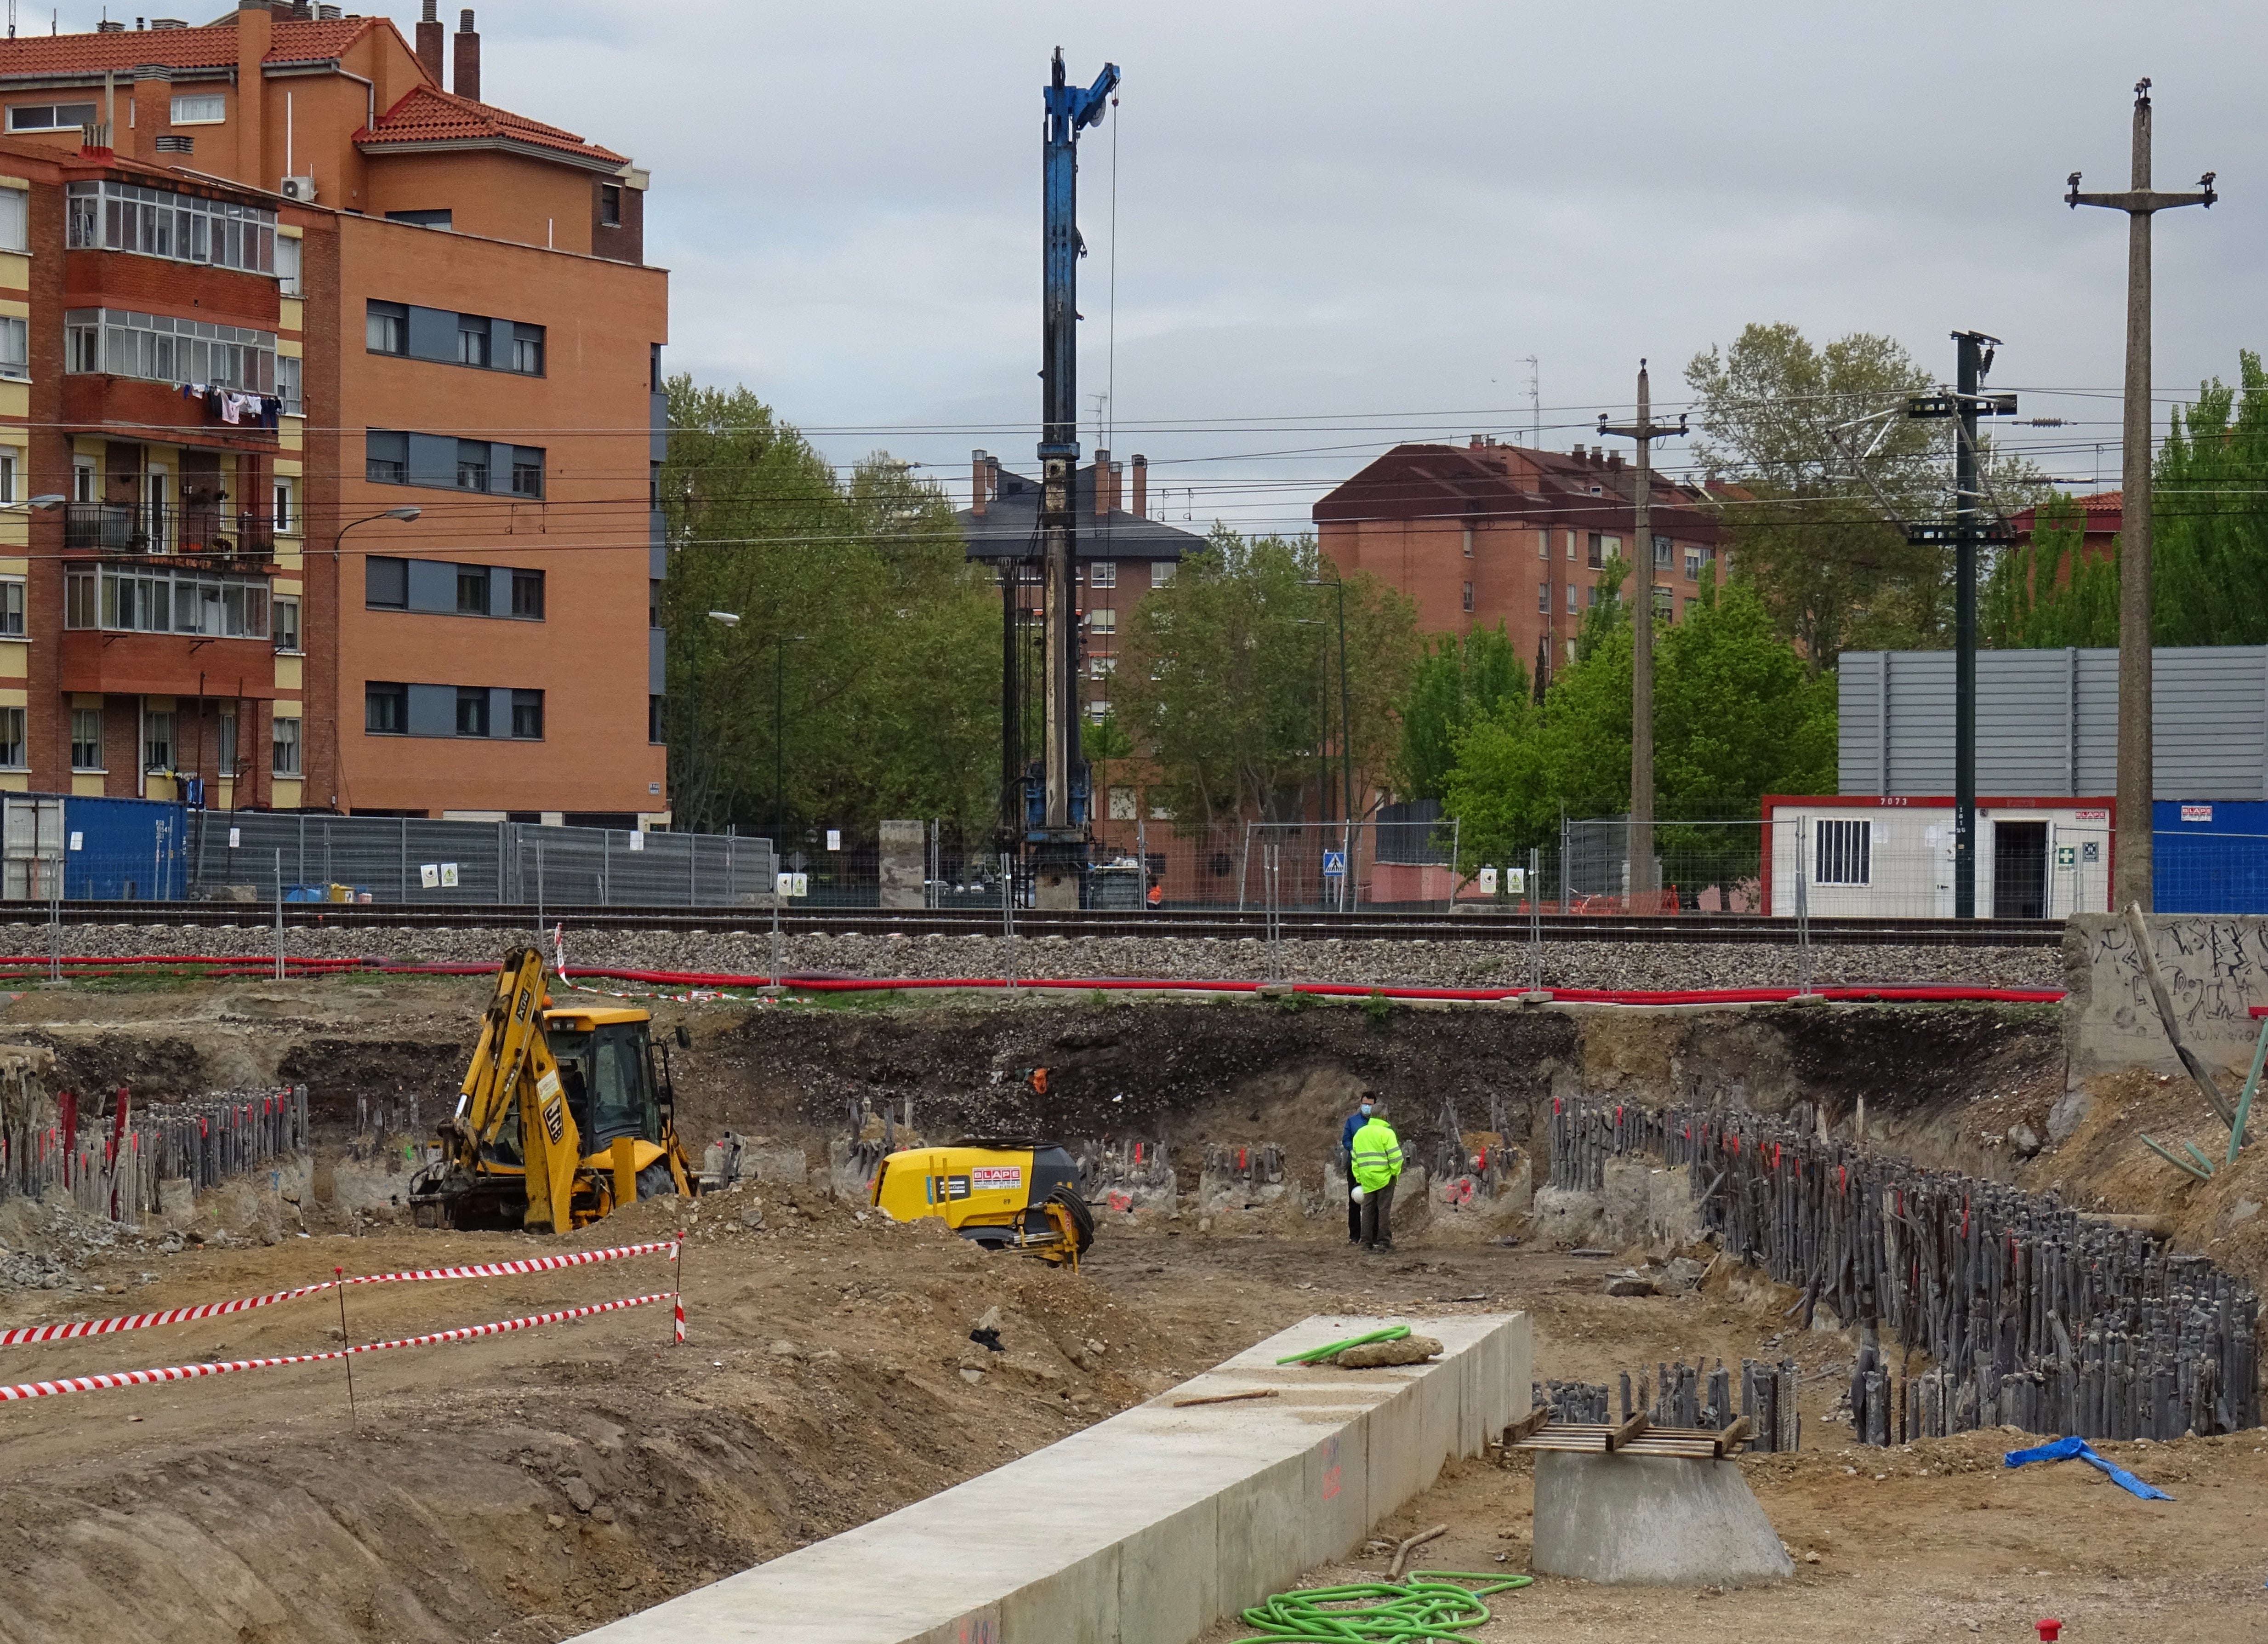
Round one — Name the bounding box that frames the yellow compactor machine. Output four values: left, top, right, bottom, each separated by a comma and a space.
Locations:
409, 948, 694, 1231
868, 1141, 1095, 1263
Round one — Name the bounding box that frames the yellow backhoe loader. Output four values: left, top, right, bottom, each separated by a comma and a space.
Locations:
409, 947, 694, 1231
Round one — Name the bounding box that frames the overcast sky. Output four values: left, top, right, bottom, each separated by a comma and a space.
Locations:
115, 3, 2268, 528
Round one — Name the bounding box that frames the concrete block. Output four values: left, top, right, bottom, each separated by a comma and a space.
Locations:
574, 1313, 1526, 1644
878, 819, 926, 910
1531, 1450, 1794, 1587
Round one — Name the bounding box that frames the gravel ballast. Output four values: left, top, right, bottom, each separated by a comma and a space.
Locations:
0, 924, 2065, 993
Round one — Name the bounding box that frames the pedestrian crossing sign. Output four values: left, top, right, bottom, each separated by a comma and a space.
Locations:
1322, 851, 1347, 877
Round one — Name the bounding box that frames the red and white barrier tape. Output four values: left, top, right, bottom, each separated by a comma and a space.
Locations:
0, 1290, 670, 1403
0, 1238, 679, 1348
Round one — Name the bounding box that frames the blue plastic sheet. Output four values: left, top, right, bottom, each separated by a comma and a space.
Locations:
2004, 1435, 2174, 1501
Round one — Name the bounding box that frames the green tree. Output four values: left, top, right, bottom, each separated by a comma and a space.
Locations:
1398, 624, 1528, 803
658, 379, 999, 838
1443, 582, 1835, 868
1988, 352, 2268, 648
1113, 528, 1420, 829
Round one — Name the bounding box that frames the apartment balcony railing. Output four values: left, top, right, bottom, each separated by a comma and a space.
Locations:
63, 502, 275, 560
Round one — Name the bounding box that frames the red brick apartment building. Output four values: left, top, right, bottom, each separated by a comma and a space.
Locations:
1313, 437, 1726, 679
0, 2, 666, 824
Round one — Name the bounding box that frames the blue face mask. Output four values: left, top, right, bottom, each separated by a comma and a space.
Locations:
1360, 1103, 1374, 1116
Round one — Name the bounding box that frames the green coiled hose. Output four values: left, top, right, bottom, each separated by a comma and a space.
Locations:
1228, 1571, 1533, 1643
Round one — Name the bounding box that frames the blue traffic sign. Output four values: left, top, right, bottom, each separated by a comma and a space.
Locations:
1322, 850, 1347, 878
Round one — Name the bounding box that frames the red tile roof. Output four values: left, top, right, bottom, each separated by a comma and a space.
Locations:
359, 83, 626, 167
0, 17, 378, 75
2010, 489, 2123, 539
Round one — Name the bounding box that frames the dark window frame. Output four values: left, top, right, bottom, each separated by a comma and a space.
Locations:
365, 681, 408, 735
455, 687, 490, 738
512, 689, 544, 740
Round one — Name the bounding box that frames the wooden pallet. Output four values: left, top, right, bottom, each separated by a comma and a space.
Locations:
1499, 1408, 1750, 1461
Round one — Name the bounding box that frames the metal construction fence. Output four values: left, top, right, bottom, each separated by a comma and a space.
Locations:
185, 813, 776, 909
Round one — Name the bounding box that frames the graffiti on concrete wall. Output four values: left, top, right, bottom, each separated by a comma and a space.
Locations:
2072, 913, 2268, 1077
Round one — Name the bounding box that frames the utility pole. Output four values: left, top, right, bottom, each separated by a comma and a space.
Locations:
1034, 48, 1119, 908
1596, 361, 1684, 911
1905, 334, 2016, 918
2067, 79, 2217, 913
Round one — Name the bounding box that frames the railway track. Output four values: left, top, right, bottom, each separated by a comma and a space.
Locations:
1, 901, 2070, 947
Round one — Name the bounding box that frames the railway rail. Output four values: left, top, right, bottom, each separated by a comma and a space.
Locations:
0, 901, 2069, 947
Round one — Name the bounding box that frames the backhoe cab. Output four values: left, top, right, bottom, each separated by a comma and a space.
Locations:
409, 948, 695, 1231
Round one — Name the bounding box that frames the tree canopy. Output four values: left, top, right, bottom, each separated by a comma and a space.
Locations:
1985, 350, 2268, 648
1442, 580, 1836, 867
1398, 624, 1529, 804
1111, 528, 1420, 829
658, 378, 1000, 839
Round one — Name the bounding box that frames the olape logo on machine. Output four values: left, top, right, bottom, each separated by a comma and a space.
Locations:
970, 1165, 1023, 1191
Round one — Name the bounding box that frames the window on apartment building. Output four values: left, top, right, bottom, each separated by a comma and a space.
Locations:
1461, 525, 1474, 559
143, 709, 173, 772
648, 579, 661, 627
64, 569, 94, 628
274, 595, 300, 653
455, 687, 490, 737
1653, 534, 1673, 570
1087, 607, 1116, 634
0, 707, 23, 771
170, 94, 225, 124
1090, 561, 1116, 589
66, 180, 274, 273
365, 558, 408, 609
1652, 585, 1673, 620
1085, 699, 1110, 724
1461, 581, 1474, 613
72, 458, 94, 503
510, 324, 544, 376
274, 234, 300, 297
367, 301, 408, 356
1601, 535, 1621, 562
216, 705, 238, 776
1537, 581, 1550, 614
1684, 548, 1703, 581
64, 308, 275, 392
599, 184, 622, 228
513, 569, 545, 619
1150, 560, 1175, 588
1089, 656, 1117, 679
0, 186, 25, 254
10, 103, 97, 132
1537, 529, 1549, 559
1814, 818, 1871, 886
272, 714, 301, 776
1585, 584, 1599, 608
0, 449, 16, 505
70, 708, 102, 771
1108, 786, 1136, 821
455, 440, 490, 492
71, 567, 265, 637
272, 478, 294, 534
510, 450, 544, 498
1586, 532, 1603, 569
457, 321, 490, 369
0, 315, 27, 382
456, 565, 490, 614
0, 577, 23, 638
648, 695, 664, 744
384, 209, 452, 230
512, 690, 544, 739
277, 354, 302, 415
1565, 584, 1577, 616
365, 683, 407, 734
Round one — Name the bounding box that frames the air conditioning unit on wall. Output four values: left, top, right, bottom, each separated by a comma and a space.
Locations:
279, 176, 317, 203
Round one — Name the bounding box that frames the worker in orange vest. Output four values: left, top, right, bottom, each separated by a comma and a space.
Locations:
1146, 879, 1162, 909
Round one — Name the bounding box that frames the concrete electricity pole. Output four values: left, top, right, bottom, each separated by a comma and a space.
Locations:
2067, 79, 2216, 912
1598, 361, 1684, 908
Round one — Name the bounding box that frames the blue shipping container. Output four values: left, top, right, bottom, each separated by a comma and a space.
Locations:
2153, 799, 2268, 914
63, 794, 188, 901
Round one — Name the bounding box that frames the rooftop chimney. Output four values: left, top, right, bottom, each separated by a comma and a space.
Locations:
1110, 460, 1123, 515
453, 8, 479, 103
1572, 442, 1586, 462
1607, 452, 1623, 474
415, 0, 444, 83
1131, 454, 1147, 519
986, 454, 1000, 502
1094, 448, 1110, 517
970, 449, 988, 517
234, 0, 268, 187
96, 19, 125, 30
130, 62, 171, 163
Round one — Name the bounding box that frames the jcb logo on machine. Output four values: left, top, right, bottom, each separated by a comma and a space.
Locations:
537, 1068, 566, 1145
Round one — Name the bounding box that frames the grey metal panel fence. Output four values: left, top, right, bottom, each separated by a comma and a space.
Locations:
1843, 645, 2268, 802
187, 812, 775, 908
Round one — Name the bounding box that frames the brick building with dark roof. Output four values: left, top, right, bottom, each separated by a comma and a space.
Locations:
1313, 437, 1727, 681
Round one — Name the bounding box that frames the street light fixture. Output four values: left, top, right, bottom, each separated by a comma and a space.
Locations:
708, 611, 740, 627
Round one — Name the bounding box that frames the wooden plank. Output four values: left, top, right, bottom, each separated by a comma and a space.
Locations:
1605, 1411, 1650, 1452
1501, 1406, 1552, 1444
1169, 1388, 1279, 1409
1714, 1416, 1752, 1457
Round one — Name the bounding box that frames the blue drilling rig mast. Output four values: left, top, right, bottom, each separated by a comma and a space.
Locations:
1026, 47, 1118, 907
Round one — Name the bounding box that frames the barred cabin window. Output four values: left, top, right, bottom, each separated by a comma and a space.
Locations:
1813, 819, 1871, 886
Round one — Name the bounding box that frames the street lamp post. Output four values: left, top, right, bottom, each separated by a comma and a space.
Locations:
329, 506, 422, 812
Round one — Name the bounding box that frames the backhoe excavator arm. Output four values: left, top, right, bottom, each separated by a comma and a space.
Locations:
452, 946, 583, 1232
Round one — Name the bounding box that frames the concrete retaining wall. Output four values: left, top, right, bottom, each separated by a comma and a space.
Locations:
573, 1312, 1530, 1644
2065, 913, 2268, 1087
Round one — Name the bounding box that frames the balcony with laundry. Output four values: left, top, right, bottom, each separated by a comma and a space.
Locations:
64, 445, 277, 570
61, 309, 287, 453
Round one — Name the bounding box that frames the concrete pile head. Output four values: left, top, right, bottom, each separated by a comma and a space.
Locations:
1530, 1449, 1793, 1587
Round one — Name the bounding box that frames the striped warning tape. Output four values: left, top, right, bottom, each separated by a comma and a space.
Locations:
0, 1290, 670, 1402
0, 1238, 680, 1347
